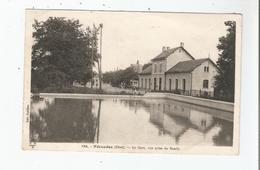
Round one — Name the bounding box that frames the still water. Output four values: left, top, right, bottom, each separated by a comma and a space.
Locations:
30, 97, 233, 146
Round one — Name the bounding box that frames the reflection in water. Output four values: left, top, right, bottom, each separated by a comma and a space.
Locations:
30, 97, 100, 143
30, 97, 233, 146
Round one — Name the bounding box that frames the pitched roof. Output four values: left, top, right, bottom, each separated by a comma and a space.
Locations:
151, 47, 195, 62
165, 58, 209, 74
139, 64, 152, 75
151, 47, 179, 61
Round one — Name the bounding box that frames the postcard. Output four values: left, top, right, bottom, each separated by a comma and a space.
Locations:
22, 9, 241, 154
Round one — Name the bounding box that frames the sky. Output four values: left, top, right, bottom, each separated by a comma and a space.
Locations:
27, 10, 240, 72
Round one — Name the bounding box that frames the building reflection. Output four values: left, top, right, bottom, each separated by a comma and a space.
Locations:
121, 99, 233, 146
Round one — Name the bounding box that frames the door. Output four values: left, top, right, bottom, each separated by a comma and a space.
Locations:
169, 79, 172, 91
183, 79, 186, 91
145, 79, 147, 90
175, 79, 178, 90
159, 78, 162, 91
154, 78, 157, 90
149, 79, 151, 90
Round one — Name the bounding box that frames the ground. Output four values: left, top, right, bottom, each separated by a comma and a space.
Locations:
102, 83, 145, 95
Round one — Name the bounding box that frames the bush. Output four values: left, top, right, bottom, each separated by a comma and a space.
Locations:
31, 86, 145, 96
37, 86, 105, 94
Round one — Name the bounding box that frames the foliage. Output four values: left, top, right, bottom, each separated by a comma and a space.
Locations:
214, 21, 236, 102
31, 17, 99, 90
103, 66, 138, 88
31, 86, 143, 96
31, 86, 104, 94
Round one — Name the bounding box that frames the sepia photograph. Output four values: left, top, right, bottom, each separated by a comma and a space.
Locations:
22, 10, 241, 154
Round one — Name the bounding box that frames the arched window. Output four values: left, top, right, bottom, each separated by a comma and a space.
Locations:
203, 80, 209, 88
182, 79, 186, 90
175, 79, 178, 89
169, 79, 172, 91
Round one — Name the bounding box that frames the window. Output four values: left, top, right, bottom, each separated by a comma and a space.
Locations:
183, 79, 186, 90
203, 80, 209, 88
204, 66, 209, 72
169, 79, 172, 91
175, 79, 178, 89
154, 78, 157, 90
159, 78, 162, 90
159, 63, 162, 73
141, 78, 143, 88
154, 64, 157, 73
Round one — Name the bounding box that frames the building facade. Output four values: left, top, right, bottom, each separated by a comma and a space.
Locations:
139, 43, 218, 97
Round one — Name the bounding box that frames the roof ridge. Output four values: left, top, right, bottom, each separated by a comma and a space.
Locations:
151, 46, 180, 61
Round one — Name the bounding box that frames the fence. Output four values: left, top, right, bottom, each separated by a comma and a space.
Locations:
149, 89, 214, 98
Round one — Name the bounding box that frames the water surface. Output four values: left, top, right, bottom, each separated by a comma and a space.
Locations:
30, 97, 233, 146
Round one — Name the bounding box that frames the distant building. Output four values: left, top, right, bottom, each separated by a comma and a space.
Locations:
85, 74, 102, 89
130, 60, 143, 73
92, 75, 101, 89
72, 80, 84, 87
139, 42, 218, 97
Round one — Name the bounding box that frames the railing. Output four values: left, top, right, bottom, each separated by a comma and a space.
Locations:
147, 89, 214, 98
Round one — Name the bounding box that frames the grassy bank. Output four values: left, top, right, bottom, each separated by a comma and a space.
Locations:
32, 86, 142, 96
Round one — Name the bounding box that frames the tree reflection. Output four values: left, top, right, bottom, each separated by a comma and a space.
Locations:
30, 98, 97, 143
212, 118, 233, 146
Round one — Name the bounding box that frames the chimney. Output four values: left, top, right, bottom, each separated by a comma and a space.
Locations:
180, 42, 184, 47
162, 46, 166, 52
137, 60, 139, 64
166, 46, 170, 50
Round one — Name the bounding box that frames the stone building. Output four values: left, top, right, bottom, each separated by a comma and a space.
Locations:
139, 43, 218, 97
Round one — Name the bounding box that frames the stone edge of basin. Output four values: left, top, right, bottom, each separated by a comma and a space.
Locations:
33, 92, 234, 112
144, 92, 234, 113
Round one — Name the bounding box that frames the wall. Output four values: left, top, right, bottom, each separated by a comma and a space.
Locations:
166, 47, 194, 71
191, 60, 217, 93
152, 59, 167, 74
165, 73, 192, 91
150, 59, 167, 91
139, 74, 152, 90
151, 74, 165, 91
144, 92, 234, 112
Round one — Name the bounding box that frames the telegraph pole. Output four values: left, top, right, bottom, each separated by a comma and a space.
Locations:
98, 23, 103, 90
91, 33, 94, 89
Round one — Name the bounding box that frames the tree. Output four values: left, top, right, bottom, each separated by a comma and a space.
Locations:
31, 17, 98, 90
103, 66, 138, 88
120, 67, 138, 87
214, 21, 236, 102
